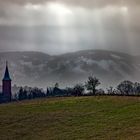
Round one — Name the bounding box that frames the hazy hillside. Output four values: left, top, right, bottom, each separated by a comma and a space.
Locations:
0, 50, 140, 88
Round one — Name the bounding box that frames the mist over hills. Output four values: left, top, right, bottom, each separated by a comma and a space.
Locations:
0, 50, 140, 89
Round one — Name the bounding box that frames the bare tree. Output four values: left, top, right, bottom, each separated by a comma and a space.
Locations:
85, 76, 100, 95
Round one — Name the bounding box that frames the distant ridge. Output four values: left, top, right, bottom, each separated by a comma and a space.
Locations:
0, 49, 139, 88
0, 49, 135, 57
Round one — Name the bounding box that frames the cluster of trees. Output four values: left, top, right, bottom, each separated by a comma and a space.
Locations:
117, 81, 140, 95
15, 76, 101, 100
15, 76, 140, 101
15, 87, 46, 101
71, 76, 101, 96
71, 78, 140, 96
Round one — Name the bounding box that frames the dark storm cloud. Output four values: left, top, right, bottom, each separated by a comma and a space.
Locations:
0, 0, 140, 55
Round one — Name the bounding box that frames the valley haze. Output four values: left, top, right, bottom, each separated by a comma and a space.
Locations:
0, 50, 139, 89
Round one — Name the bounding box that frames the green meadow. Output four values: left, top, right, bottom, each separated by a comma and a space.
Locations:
0, 96, 140, 140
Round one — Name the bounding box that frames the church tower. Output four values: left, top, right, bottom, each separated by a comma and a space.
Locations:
2, 61, 12, 102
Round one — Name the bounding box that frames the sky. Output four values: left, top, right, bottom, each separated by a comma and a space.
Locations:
0, 0, 140, 55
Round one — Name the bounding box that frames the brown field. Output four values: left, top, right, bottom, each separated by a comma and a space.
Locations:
0, 96, 140, 140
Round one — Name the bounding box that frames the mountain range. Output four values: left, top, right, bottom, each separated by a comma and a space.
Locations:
0, 50, 140, 89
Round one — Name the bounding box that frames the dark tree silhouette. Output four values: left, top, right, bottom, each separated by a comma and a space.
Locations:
106, 86, 117, 95
29, 87, 45, 99
55, 83, 59, 88
73, 84, 84, 96
85, 76, 100, 95
17, 86, 46, 100
133, 82, 140, 95
18, 87, 28, 100
117, 80, 134, 95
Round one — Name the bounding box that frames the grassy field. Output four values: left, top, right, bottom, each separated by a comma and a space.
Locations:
0, 96, 140, 140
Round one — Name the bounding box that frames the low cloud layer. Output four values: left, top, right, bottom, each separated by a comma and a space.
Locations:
1, 0, 140, 8
0, 0, 140, 55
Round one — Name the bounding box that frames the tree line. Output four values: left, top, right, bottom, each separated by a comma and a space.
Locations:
15, 76, 140, 101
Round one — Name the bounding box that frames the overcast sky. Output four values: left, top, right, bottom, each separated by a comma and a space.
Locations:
0, 0, 140, 55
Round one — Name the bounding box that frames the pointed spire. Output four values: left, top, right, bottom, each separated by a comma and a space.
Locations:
6, 60, 8, 67
3, 61, 11, 81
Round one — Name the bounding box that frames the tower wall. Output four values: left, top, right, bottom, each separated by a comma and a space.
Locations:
2, 80, 11, 101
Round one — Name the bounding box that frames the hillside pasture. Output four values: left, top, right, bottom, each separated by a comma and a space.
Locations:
0, 96, 140, 140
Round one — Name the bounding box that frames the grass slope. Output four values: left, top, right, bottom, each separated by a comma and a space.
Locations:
0, 96, 140, 140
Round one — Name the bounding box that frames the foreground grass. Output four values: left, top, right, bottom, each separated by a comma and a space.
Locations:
0, 96, 140, 140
